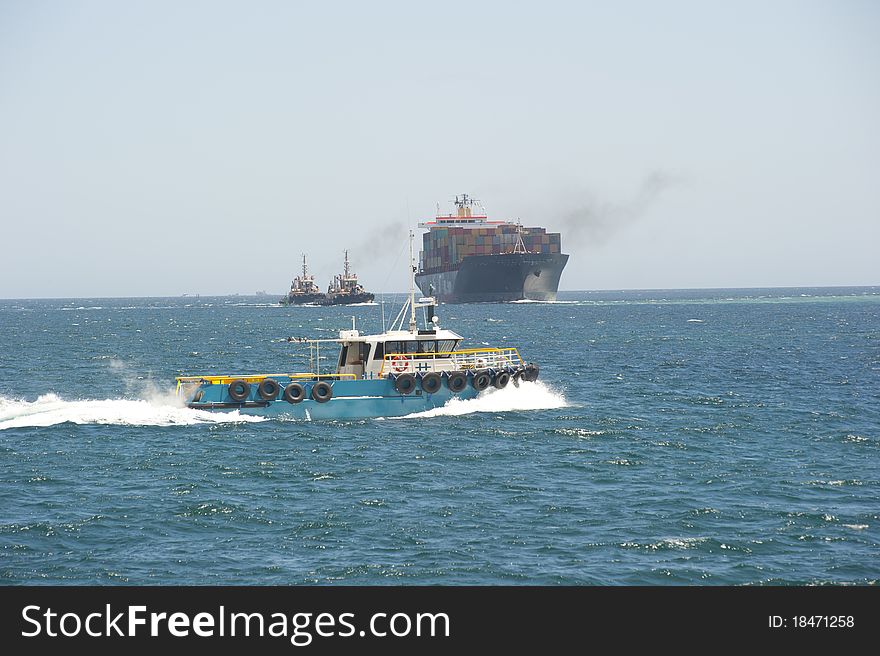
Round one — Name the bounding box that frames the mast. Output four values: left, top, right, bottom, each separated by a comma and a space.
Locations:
408, 230, 417, 333
513, 221, 528, 254
343, 250, 350, 278
302, 253, 308, 278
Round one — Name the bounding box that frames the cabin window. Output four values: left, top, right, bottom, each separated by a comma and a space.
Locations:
384, 341, 401, 355
418, 340, 435, 354
340, 342, 371, 365
374, 342, 385, 361
436, 339, 458, 356
405, 341, 419, 354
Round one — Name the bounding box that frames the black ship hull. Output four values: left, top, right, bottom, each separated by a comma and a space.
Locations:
415, 253, 568, 303
319, 292, 375, 306
281, 292, 326, 305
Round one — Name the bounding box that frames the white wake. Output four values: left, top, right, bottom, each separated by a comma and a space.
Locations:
0, 393, 267, 430
398, 380, 568, 419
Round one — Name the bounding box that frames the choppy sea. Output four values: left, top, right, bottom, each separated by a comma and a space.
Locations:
1, 287, 878, 585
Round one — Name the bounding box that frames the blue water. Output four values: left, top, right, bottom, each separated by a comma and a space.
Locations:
1, 287, 878, 584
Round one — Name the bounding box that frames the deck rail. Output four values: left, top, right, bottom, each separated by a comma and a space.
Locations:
378, 347, 524, 377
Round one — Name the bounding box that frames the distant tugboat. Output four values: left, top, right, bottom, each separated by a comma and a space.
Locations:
319, 250, 375, 306
281, 255, 326, 305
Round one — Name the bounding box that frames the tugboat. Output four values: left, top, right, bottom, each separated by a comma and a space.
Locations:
177, 234, 540, 420
280, 254, 326, 305
319, 250, 375, 306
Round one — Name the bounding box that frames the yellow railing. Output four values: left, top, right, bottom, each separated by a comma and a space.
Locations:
176, 372, 357, 386
378, 347, 524, 376
286, 373, 357, 381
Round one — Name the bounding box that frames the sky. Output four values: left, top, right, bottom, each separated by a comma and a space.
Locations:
1, 0, 878, 297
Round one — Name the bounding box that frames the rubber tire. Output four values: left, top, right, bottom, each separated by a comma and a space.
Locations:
522, 365, 540, 382
258, 378, 280, 401
283, 382, 305, 403
472, 370, 491, 392
493, 371, 510, 389
228, 379, 250, 402
394, 373, 416, 395
421, 372, 442, 394
311, 381, 333, 403
447, 371, 467, 393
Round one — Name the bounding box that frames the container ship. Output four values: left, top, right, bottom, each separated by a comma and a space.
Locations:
415, 195, 568, 303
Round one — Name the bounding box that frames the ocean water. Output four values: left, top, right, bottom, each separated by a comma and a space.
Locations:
1, 287, 878, 585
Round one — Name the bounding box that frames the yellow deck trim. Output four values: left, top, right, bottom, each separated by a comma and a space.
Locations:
175, 373, 357, 385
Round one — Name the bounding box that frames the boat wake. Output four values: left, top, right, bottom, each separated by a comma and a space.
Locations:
0, 381, 567, 428
396, 380, 568, 419
509, 299, 578, 304
0, 393, 267, 430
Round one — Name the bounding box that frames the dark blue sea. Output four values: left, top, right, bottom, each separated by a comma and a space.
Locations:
1, 288, 878, 585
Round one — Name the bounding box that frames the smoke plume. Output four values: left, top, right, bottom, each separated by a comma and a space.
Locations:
557, 171, 675, 246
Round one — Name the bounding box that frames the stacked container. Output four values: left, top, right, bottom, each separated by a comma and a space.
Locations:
420, 223, 562, 274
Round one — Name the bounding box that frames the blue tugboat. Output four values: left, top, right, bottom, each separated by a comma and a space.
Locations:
177, 234, 540, 420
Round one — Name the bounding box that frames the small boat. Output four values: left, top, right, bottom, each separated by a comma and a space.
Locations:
177, 234, 540, 420
280, 254, 326, 305
318, 250, 375, 306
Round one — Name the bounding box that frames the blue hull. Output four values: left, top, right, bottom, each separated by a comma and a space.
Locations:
184, 377, 480, 420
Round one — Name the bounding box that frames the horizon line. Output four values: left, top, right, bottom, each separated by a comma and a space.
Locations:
2, 284, 879, 301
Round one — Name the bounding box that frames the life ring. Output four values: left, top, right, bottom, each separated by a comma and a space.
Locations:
283, 382, 305, 403
472, 370, 491, 392
311, 381, 333, 403
394, 373, 416, 395
258, 378, 280, 400
420, 372, 442, 394
447, 371, 467, 393
391, 354, 410, 374
493, 371, 511, 389
227, 379, 250, 402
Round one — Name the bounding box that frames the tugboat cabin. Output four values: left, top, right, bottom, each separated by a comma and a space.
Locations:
332, 328, 465, 380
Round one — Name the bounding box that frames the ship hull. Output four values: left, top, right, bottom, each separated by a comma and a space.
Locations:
281, 293, 326, 305
319, 292, 375, 306
183, 377, 479, 420
416, 253, 568, 303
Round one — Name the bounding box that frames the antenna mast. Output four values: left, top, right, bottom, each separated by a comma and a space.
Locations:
513, 221, 528, 254
408, 230, 417, 333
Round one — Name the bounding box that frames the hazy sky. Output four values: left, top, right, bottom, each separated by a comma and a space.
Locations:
1, 0, 878, 297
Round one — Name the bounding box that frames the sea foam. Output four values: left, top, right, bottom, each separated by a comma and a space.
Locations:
0, 393, 266, 430
396, 380, 568, 419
